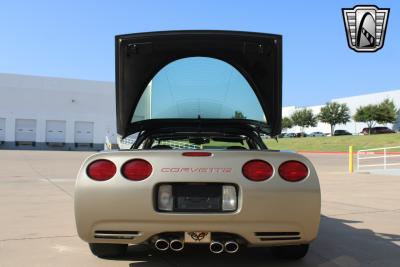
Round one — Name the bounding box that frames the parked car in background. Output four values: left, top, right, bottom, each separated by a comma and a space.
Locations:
333, 130, 352, 136
361, 127, 395, 135
309, 132, 325, 137
296, 132, 308, 137
374, 127, 395, 134
280, 133, 297, 138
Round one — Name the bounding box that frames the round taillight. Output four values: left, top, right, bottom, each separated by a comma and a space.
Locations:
242, 160, 273, 181
87, 159, 116, 181
121, 159, 152, 181
278, 161, 309, 182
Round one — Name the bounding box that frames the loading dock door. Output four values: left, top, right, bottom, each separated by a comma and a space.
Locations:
0, 118, 5, 141
74, 121, 94, 144
15, 119, 37, 142
46, 120, 66, 143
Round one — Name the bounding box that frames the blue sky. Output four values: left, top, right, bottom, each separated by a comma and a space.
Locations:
0, 0, 399, 107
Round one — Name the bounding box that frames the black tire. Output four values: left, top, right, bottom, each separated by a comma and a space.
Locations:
89, 243, 127, 258
271, 244, 309, 260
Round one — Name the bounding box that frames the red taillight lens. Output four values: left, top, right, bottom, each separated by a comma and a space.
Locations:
121, 159, 152, 181
242, 160, 273, 181
87, 159, 116, 181
278, 161, 308, 182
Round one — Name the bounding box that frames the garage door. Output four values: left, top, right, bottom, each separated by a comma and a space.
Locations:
74, 121, 94, 144
15, 119, 37, 142
0, 118, 5, 141
46, 120, 66, 143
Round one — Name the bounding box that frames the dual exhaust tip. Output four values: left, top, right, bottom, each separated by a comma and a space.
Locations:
155, 238, 184, 252
154, 238, 239, 254
210, 240, 239, 254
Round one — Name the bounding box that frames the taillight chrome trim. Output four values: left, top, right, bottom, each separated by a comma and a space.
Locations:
242, 159, 274, 182
121, 159, 153, 181
86, 159, 117, 181
278, 160, 309, 182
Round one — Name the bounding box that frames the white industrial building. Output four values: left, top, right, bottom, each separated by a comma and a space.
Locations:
0, 73, 399, 150
283, 90, 400, 135
0, 73, 116, 150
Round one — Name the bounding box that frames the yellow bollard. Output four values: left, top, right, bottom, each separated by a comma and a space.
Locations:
348, 145, 353, 173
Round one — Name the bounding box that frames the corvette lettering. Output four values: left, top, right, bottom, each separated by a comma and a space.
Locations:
161, 167, 232, 173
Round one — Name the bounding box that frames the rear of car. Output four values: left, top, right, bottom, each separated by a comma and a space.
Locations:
361, 128, 369, 135
74, 30, 321, 260
75, 149, 320, 256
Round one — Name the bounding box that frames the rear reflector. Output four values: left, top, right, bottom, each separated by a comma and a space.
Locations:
87, 159, 116, 181
121, 159, 152, 181
278, 161, 308, 182
242, 160, 273, 181
182, 152, 212, 157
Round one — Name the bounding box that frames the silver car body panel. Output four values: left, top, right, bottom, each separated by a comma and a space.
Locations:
74, 150, 320, 246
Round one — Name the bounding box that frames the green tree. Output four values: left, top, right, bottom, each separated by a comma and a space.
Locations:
318, 102, 351, 136
282, 117, 293, 131
354, 99, 398, 134
353, 104, 378, 134
233, 110, 246, 119
376, 99, 397, 124
291, 108, 317, 136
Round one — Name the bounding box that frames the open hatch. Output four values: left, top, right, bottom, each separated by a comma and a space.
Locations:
115, 30, 282, 138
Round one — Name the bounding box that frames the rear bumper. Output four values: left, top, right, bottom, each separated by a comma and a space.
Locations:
74, 150, 321, 247
75, 185, 320, 247
84, 219, 318, 247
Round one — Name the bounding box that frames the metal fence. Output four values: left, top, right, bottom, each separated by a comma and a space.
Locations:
115, 136, 137, 150
357, 145, 400, 171
161, 140, 200, 149
110, 137, 201, 150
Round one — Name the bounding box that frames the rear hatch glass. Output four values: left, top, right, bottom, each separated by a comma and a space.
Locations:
132, 57, 265, 123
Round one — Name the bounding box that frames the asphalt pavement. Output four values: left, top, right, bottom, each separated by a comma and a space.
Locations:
0, 150, 399, 267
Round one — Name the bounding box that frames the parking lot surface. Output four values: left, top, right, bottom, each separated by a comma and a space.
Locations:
0, 150, 399, 267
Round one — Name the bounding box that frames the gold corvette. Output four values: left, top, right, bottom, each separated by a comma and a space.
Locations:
74, 31, 321, 260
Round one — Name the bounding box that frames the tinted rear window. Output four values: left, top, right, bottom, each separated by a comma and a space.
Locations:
132, 57, 265, 123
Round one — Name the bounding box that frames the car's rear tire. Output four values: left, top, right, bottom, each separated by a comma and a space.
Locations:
271, 244, 309, 260
89, 243, 127, 258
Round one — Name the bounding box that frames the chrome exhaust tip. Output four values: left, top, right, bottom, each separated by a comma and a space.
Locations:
209, 241, 224, 254
224, 241, 239, 254
170, 239, 184, 251
154, 238, 169, 251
